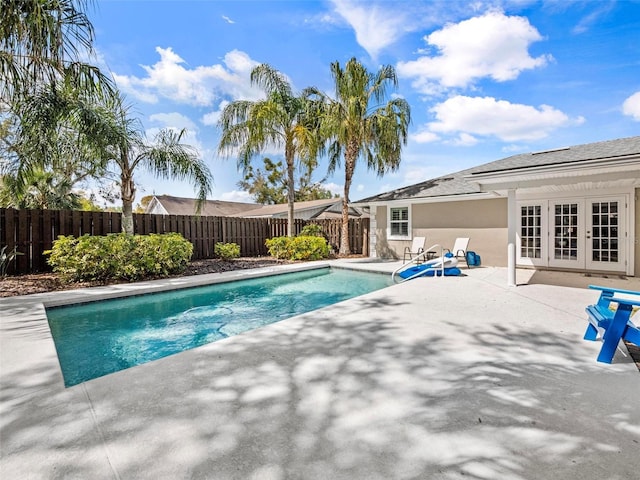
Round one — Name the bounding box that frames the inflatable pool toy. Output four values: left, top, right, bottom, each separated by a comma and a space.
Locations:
397, 253, 461, 280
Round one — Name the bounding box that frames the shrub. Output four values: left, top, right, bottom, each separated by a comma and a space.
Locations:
299, 223, 324, 237
0, 245, 23, 276
214, 242, 240, 260
47, 233, 193, 282
266, 235, 330, 261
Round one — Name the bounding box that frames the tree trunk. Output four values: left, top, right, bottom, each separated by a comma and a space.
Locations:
120, 160, 136, 234
121, 197, 134, 235
286, 146, 295, 237
339, 146, 357, 255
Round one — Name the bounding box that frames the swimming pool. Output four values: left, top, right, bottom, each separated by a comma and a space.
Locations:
46, 267, 393, 386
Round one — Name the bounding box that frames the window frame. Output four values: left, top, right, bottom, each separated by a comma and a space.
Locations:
387, 205, 411, 240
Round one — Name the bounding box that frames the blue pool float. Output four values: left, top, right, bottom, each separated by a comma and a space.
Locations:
397, 252, 462, 279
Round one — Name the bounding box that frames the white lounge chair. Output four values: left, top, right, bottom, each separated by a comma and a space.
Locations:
445, 237, 470, 265
403, 237, 426, 264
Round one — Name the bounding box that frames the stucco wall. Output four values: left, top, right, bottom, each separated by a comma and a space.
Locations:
374, 198, 508, 266
635, 188, 640, 276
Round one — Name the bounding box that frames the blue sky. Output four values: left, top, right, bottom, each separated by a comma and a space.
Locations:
88, 0, 640, 206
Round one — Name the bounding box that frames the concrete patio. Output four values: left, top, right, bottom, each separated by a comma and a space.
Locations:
1, 261, 639, 479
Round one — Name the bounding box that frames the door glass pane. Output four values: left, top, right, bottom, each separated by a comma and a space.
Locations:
591, 201, 619, 263
520, 205, 542, 258
554, 203, 578, 260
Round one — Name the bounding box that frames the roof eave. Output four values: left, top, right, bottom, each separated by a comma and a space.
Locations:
465, 155, 640, 190
351, 192, 500, 208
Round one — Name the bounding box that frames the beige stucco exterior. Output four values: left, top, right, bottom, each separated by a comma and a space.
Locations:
635, 188, 640, 275
361, 137, 640, 276
373, 198, 508, 266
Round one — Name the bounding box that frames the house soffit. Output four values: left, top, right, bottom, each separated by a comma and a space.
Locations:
355, 192, 500, 208
465, 157, 640, 190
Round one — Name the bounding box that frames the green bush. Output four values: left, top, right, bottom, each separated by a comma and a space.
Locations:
299, 223, 324, 237
266, 235, 330, 261
47, 233, 193, 282
0, 245, 23, 276
214, 242, 240, 260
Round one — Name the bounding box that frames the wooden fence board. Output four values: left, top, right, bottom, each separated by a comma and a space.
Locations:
0, 208, 369, 274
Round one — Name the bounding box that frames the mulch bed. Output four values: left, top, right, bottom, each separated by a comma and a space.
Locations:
0, 257, 294, 298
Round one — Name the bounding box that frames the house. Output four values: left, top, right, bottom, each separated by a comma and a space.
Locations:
145, 195, 363, 220
353, 136, 640, 276
228, 198, 363, 220
145, 195, 259, 216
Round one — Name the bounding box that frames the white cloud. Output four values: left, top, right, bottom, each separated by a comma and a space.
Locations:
330, 0, 409, 58
222, 15, 235, 24
572, 2, 615, 35
428, 95, 579, 142
149, 112, 198, 131
324, 182, 343, 196
113, 48, 262, 106
502, 144, 528, 153
622, 91, 640, 121
397, 11, 551, 92
451, 132, 478, 146
145, 113, 209, 161
410, 129, 439, 144
201, 100, 229, 127
218, 190, 254, 202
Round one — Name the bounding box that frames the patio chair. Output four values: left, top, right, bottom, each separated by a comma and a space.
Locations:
403, 237, 426, 264
445, 237, 470, 265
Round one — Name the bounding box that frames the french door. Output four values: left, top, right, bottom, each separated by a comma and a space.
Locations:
519, 196, 626, 272
586, 198, 624, 271
549, 201, 583, 269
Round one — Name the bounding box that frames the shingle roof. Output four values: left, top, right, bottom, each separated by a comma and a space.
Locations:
228, 198, 345, 217
354, 136, 640, 203
149, 195, 258, 216
469, 136, 640, 174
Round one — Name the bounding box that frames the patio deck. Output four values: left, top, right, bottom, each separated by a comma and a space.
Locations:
1, 261, 639, 479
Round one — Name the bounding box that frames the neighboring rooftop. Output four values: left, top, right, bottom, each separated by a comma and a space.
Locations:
229, 197, 363, 219
145, 195, 361, 219
145, 195, 258, 216
354, 136, 640, 203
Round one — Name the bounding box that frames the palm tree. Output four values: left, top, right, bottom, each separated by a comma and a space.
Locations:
13, 87, 213, 233
2, 83, 109, 204
310, 58, 411, 255
0, 0, 108, 102
0, 168, 80, 209
87, 92, 214, 234
217, 64, 321, 237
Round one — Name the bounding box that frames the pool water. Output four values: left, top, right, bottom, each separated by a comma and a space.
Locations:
46, 267, 393, 386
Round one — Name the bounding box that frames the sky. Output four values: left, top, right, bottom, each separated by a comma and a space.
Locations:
87, 0, 640, 207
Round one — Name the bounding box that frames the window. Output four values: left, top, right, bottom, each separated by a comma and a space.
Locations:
520, 205, 542, 259
389, 206, 409, 238
553, 203, 578, 260
591, 200, 619, 263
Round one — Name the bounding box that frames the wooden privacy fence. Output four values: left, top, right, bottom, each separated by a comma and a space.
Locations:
0, 208, 369, 275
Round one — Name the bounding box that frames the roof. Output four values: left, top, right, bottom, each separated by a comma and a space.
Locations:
355, 136, 640, 203
146, 195, 259, 216
228, 198, 355, 218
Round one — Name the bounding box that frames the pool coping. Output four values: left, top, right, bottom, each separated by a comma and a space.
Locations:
2, 262, 640, 479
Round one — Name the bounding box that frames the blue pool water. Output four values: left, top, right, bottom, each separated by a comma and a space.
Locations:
46, 267, 393, 386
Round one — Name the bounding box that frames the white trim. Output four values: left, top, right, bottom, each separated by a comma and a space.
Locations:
353, 192, 499, 208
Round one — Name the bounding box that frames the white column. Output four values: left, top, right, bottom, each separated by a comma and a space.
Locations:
369, 207, 377, 258
507, 189, 517, 287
